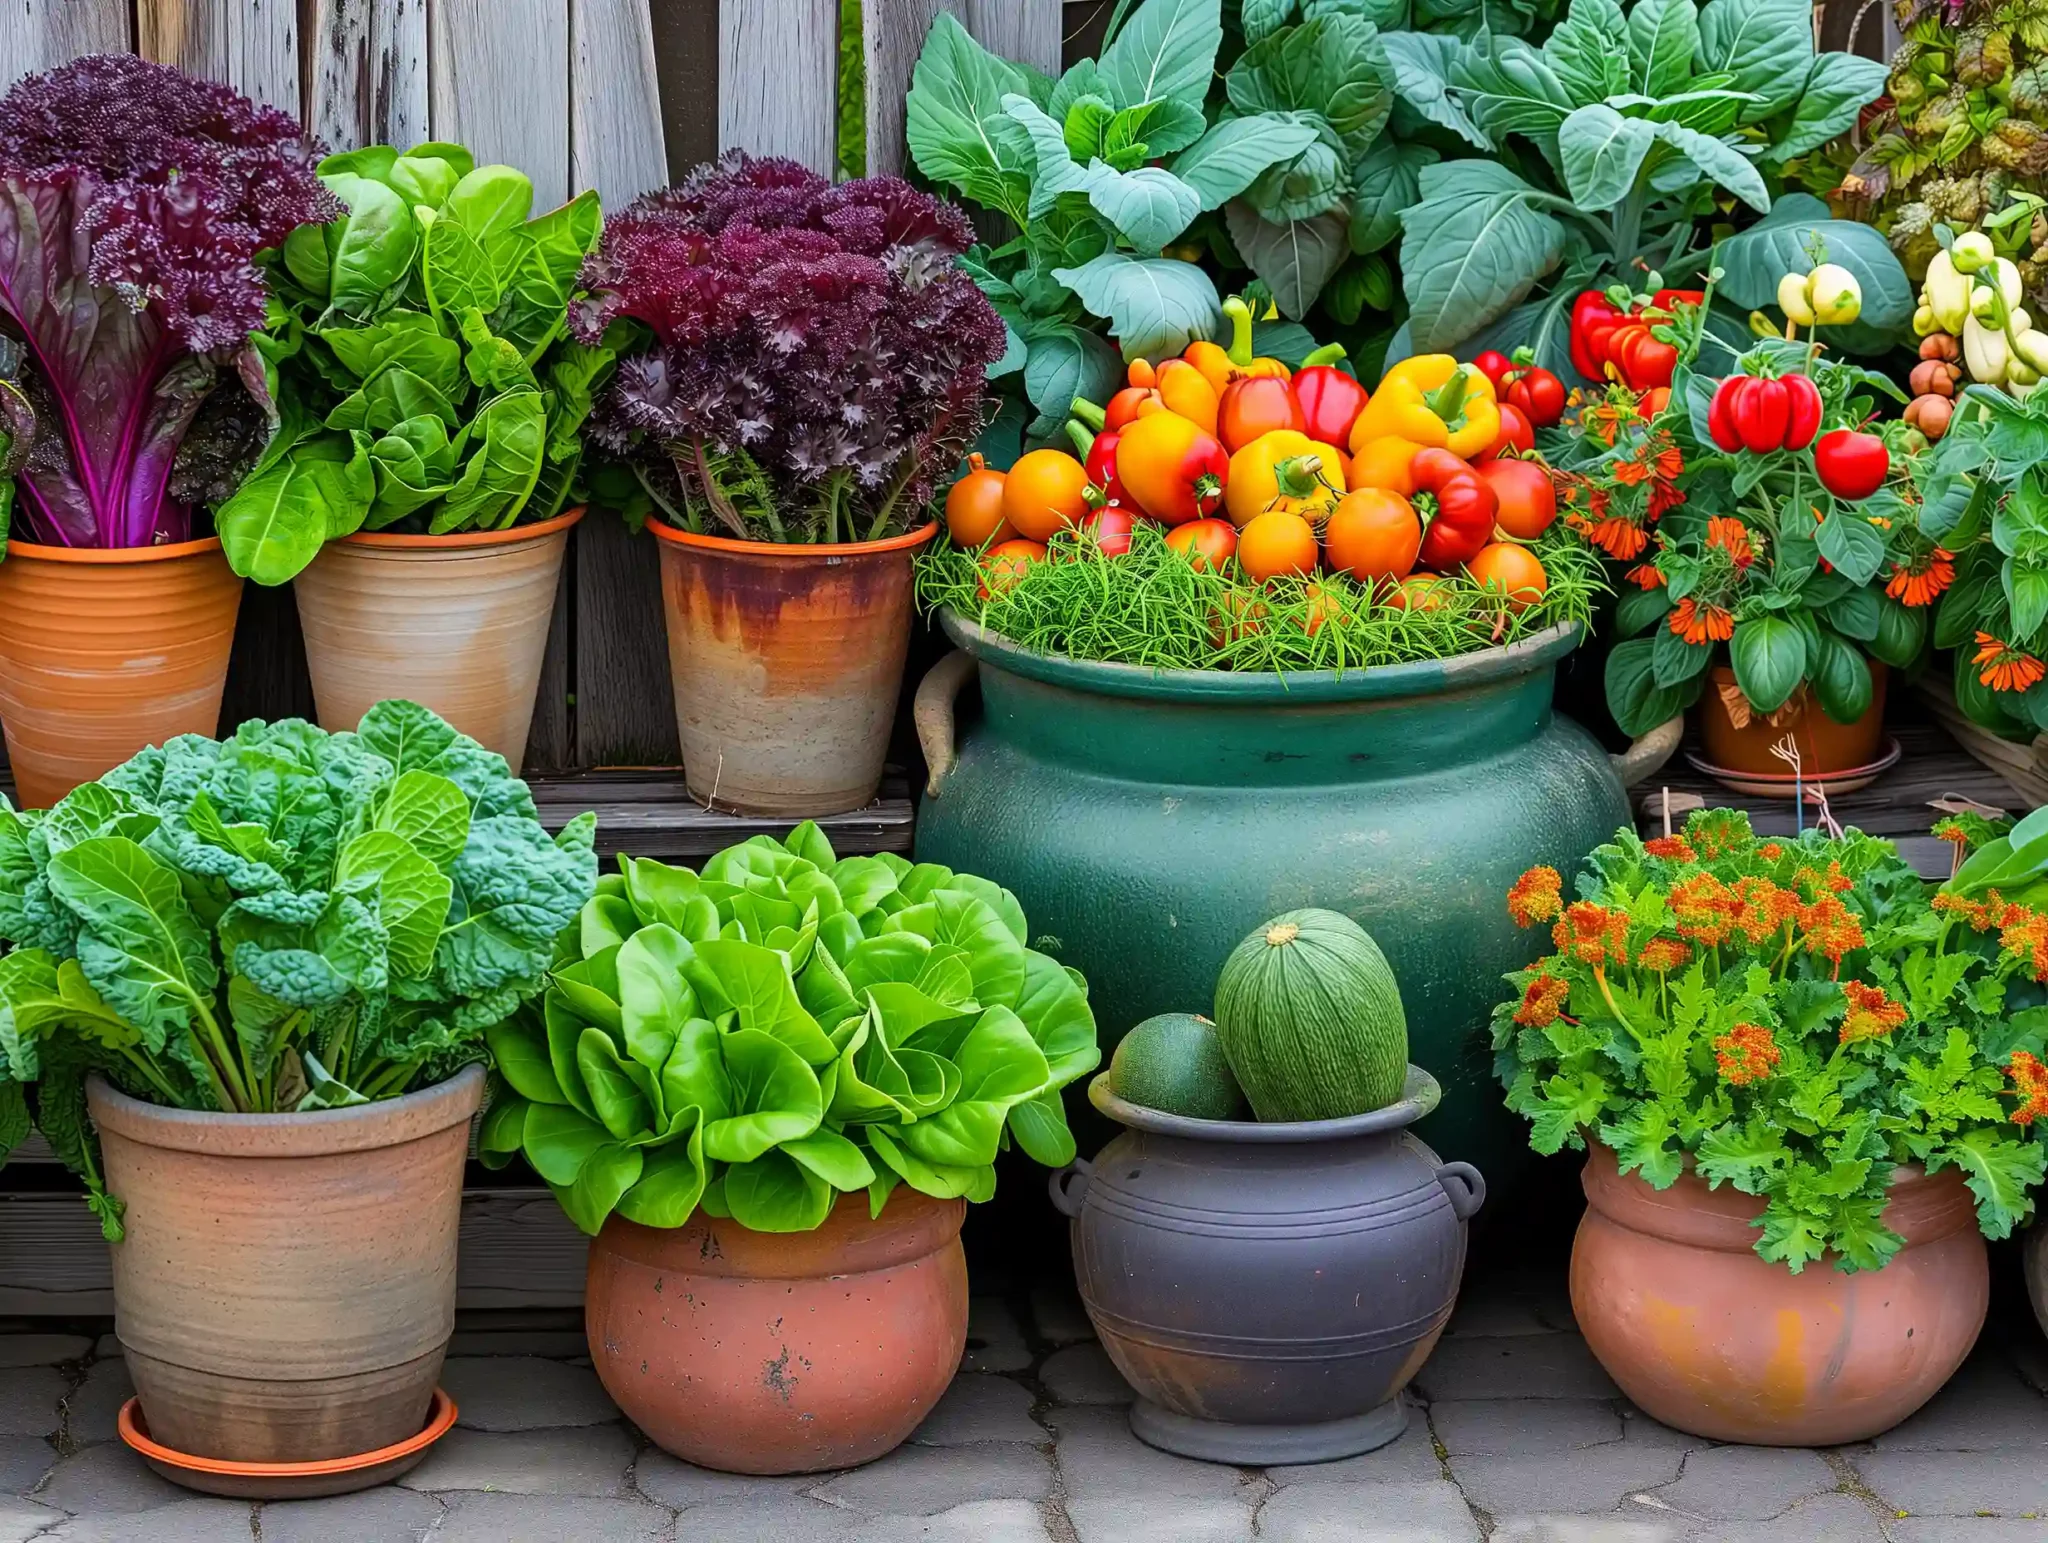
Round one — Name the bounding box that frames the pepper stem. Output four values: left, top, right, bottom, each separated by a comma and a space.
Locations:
1223, 296, 1255, 367
1272, 455, 1327, 500
1299, 342, 1348, 369
1422, 368, 1473, 424
1065, 421, 1097, 462
1070, 397, 1107, 432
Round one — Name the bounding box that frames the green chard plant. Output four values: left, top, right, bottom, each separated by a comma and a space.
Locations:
0, 701, 598, 1236
211, 142, 624, 586
483, 825, 1101, 1235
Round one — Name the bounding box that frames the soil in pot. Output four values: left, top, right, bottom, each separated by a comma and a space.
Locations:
1696, 663, 1888, 779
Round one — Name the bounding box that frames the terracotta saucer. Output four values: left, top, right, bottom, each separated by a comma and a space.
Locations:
1683, 736, 1903, 799
117, 1389, 457, 1500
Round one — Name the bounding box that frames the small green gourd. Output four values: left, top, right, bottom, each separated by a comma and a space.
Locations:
1103, 1012, 1247, 1121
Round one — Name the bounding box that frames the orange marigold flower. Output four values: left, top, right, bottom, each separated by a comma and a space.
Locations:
1714, 1023, 1782, 1086
1729, 876, 1800, 944
1886, 548, 1954, 608
1669, 596, 1734, 645
1611, 455, 1653, 487
1514, 973, 1571, 1027
1760, 842, 1785, 860
1635, 936, 1691, 973
1999, 904, 2048, 982
1839, 979, 1907, 1044
1551, 901, 1631, 967
1705, 516, 1756, 570
1643, 835, 1696, 861
1798, 896, 1866, 964
1670, 872, 1733, 947
1648, 478, 1686, 519
1507, 866, 1563, 927
2010, 1051, 2048, 1127
1626, 563, 1666, 589
1975, 632, 2048, 694
1935, 889, 2008, 930
1569, 512, 1650, 561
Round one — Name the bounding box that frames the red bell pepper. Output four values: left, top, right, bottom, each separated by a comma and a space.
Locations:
1814, 429, 1890, 500
1571, 291, 1622, 380
1068, 404, 1135, 509
1781, 374, 1823, 450
1293, 364, 1370, 448
1503, 366, 1565, 427
1709, 374, 1825, 454
1411, 446, 1499, 569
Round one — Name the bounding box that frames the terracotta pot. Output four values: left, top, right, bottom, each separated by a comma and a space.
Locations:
1572, 1141, 1986, 1445
87, 1065, 484, 1468
649, 520, 935, 817
0, 538, 242, 809
585, 1188, 967, 1474
1696, 663, 1888, 777
293, 508, 581, 765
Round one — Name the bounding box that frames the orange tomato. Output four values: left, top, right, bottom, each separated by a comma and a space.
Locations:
1165, 517, 1238, 572
1210, 588, 1270, 647
1322, 489, 1421, 583
977, 539, 1047, 600
1467, 542, 1548, 609
1348, 435, 1426, 498
1297, 580, 1349, 638
1001, 450, 1091, 540
1387, 575, 1450, 612
945, 454, 1011, 548
1475, 458, 1557, 540
1236, 509, 1319, 584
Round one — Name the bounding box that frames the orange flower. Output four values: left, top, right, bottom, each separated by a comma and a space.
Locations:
1838, 980, 1907, 1044
1552, 900, 1631, 967
1626, 563, 1666, 589
1569, 512, 1650, 561
1668, 596, 1734, 645
2010, 1051, 2048, 1126
1975, 632, 2048, 694
1999, 903, 2048, 982
1670, 872, 1733, 947
1514, 973, 1571, 1027
1507, 866, 1563, 927
1648, 478, 1686, 519
1798, 895, 1866, 965
1729, 876, 1800, 944
1713, 1023, 1782, 1086
1760, 842, 1785, 860
1635, 936, 1691, 973
1705, 516, 1756, 570
1934, 889, 2011, 931
1886, 548, 1954, 608
1643, 835, 1696, 861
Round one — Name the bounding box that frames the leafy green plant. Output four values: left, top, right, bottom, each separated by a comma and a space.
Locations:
481, 824, 1100, 1235
1495, 809, 2048, 1272
0, 701, 598, 1236
213, 142, 621, 585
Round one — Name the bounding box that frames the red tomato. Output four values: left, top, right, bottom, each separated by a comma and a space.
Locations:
1165, 517, 1238, 572
1471, 350, 1514, 386
1480, 403, 1535, 461
1475, 458, 1557, 540
1216, 375, 1304, 455
1503, 366, 1566, 427
1080, 506, 1137, 556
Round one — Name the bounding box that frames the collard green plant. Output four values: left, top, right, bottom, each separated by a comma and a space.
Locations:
0, 701, 598, 1236
213, 142, 620, 585
482, 824, 1100, 1235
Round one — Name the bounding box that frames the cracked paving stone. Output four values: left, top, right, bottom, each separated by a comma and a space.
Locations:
0, 1371, 62, 1439
41, 1497, 253, 1541
1873, 1355, 2048, 1452
1446, 1283, 1574, 1340
1255, 1478, 1482, 1542
1652, 1445, 1837, 1521
60, 1362, 132, 1446
631, 1451, 813, 1507
1490, 1518, 1689, 1543
1430, 1399, 1623, 1457
1414, 1335, 1620, 1402
811, 1441, 1053, 1515
0, 1499, 64, 1543
1687, 1491, 1890, 1542
1444, 1443, 1684, 1516
1267, 1407, 1442, 1485
1029, 1285, 1094, 1347
1854, 1447, 2048, 1517
909, 1374, 1043, 1447
0, 1437, 53, 1495
401, 1423, 635, 1496
257, 1485, 444, 1543
850, 1498, 1055, 1541
1891, 1520, 2048, 1542
438, 1356, 618, 1431
1040, 1343, 1132, 1407
0, 1337, 91, 1369
32, 1442, 188, 1516
655, 1494, 862, 1541
959, 1297, 1030, 1373
427, 1491, 671, 1543
1047, 1405, 1258, 1543
1617, 1408, 1707, 1450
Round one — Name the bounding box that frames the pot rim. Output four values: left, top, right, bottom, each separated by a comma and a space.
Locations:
941, 610, 1583, 703
336, 506, 585, 551
86, 1062, 485, 1156
648, 518, 938, 558
1087, 1064, 1441, 1142
0, 536, 225, 565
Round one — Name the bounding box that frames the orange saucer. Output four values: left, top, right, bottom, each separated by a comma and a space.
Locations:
118, 1388, 458, 1499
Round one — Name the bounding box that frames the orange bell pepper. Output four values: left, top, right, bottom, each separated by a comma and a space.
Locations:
1349, 436, 1426, 498
1351, 361, 1499, 460
1184, 296, 1291, 396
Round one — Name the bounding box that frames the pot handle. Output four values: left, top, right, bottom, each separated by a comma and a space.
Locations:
1436, 1161, 1487, 1222
1610, 714, 1685, 790
915, 650, 978, 799
1048, 1157, 1094, 1218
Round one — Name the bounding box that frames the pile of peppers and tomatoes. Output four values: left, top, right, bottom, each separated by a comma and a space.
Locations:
1569, 288, 1702, 393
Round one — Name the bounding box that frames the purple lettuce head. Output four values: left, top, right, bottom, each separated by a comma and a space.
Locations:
0, 54, 337, 548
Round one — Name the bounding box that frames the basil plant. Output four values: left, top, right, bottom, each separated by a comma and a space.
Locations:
483, 825, 1101, 1234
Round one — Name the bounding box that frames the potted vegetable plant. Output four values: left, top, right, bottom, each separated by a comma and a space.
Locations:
576, 154, 1006, 817
1495, 809, 2048, 1444
213, 142, 617, 768
0, 701, 597, 1487
0, 56, 336, 808
482, 822, 1099, 1474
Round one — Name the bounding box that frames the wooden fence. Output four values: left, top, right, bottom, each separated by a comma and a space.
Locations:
0, 0, 1079, 777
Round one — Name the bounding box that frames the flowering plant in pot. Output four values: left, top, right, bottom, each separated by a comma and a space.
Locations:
0, 55, 336, 807
0, 700, 596, 1481
482, 821, 1098, 1474
1494, 807, 2047, 1442
577, 153, 1007, 817
209, 141, 618, 766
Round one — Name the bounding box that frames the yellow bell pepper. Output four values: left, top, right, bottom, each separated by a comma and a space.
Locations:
1185, 296, 1291, 395
1377, 353, 1497, 404
1224, 429, 1348, 527
1349, 364, 1499, 460
1155, 358, 1220, 435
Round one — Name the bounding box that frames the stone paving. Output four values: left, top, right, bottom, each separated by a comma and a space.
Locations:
0, 1270, 2045, 1542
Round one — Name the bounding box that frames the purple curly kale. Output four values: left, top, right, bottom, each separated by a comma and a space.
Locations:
575, 154, 1004, 543
0, 55, 337, 548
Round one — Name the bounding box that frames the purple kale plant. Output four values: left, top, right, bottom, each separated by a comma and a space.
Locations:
575, 154, 1005, 543
0, 54, 337, 549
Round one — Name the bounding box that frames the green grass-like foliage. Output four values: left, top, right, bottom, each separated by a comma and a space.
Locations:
481, 823, 1102, 1236
916, 520, 1603, 672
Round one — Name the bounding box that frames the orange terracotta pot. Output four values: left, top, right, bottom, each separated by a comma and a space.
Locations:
88, 1066, 483, 1468
0, 538, 242, 809
1696, 663, 1888, 777
1571, 1141, 1986, 1445
649, 520, 936, 817
292, 508, 581, 766
585, 1188, 967, 1475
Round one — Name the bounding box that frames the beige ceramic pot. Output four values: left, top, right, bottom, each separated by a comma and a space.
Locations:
0, 537, 242, 809
293, 509, 580, 764
648, 520, 935, 817
88, 1065, 483, 1465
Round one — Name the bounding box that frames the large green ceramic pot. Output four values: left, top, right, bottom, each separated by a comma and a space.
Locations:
916, 613, 1662, 1187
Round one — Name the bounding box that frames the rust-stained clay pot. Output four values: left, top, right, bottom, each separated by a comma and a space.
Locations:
1696, 664, 1889, 778
1572, 1141, 1986, 1445
88, 1066, 483, 1470
585, 1188, 967, 1474
0, 537, 242, 809
649, 521, 935, 817
292, 508, 581, 766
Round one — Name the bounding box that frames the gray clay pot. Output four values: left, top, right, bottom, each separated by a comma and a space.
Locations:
1050, 1065, 1483, 1465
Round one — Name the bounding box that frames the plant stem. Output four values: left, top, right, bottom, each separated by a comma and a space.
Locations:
189, 995, 251, 1111
120, 1048, 183, 1106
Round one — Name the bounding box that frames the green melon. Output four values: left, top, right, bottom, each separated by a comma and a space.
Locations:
1103, 1013, 1247, 1121
1212, 908, 1408, 1121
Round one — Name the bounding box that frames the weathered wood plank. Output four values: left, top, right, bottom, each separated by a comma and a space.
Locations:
522, 544, 575, 777
569, 0, 668, 205
530, 773, 915, 859
0, 0, 131, 88
428, 0, 571, 208
719, 0, 838, 172
569, 513, 683, 769
136, 0, 300, 117
302, 0, 428, 152
862, 0, 959, 176
969, 0, 1063, 73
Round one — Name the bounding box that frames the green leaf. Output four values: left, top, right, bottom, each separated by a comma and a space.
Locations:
723, 1148, 835, 1232
216, 431, 376, 585
1937, 1127, 2046, 1239
1543, 0, 1632, 103
1242, 0, 1299, 42
905, 15, 1038, 226
1808, 628, 1874, 725
1244, 137, 1348, 225
1173, 115, 1323, 211
615, 923, 696, 1071
701, 1028, 824, 1163
1051, 253, 1224, 359
433, 388, 545, 534
319, 174, 420, 319
659, 1016, 734, 1127
1625, 0, 1700, 98
1380, 33, 1490, 148
577, 1024, 655, 1141
1695, 0, 1812, 119
372, 770, 472, 869
1097, 0, 1224, 110
45, 838, 217, 1049
1557, 105, 1656, 210
1397, 173, 1564, 353
616, 1121, 709, 1229
1728, 616, 1806, 713
1348, 139, 1438, 255
1223, 204, 1350, 320
445, 164, 534, 240
1606, 635, 1701, 736
1084, 165, 1203, 252
1450, 39, 1575, 148
1008, 1089, 1079, 1166
690, 938, 838, 1064
548, 1141, 643, 1235
1768, 51, 1887, 164
1651, 622, 1715, 688
1813, 510, 1887, 586
899, 1006, 1053, 1169
332, 829, 450, 978
523, 1102, 614, 1186
1649, 120, 1768, 212
485, 1009, 567, 1105
1713, 194, 1913, 338
422, 217, 503, 323
781, 1128, 877, 1191
1227, 15, 1394, 160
